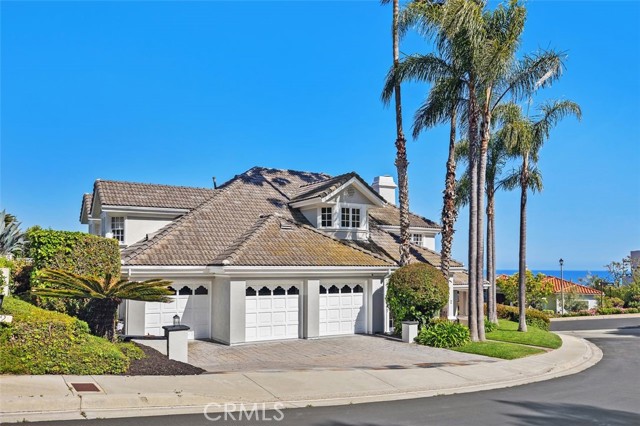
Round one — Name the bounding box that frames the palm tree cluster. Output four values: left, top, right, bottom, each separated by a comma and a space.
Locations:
382, 0, 581, 338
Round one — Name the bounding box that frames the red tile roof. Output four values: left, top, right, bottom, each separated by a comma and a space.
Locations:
544, 276, 603, 295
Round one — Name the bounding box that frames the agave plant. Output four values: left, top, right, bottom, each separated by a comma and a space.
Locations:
0, 210, 25, 257
32, 269, 173, 340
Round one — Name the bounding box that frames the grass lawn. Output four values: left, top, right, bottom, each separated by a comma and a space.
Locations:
487, 319, 562, 349
452, 341, 545, 360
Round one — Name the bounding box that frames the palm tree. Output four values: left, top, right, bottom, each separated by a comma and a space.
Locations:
499, 100, 582, 331
32, 269, 173, 340
0, 210, 25, 257
381, 0, 411, 266
456, 133, 510, 324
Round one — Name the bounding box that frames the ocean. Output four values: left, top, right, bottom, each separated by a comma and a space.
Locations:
496, 270, 610, 284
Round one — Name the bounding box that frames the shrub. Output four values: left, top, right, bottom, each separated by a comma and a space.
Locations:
415, 319, 470, 348
496, 304, 551, 330
596, 307, 624, 315
25, 229, 121, 315
386, 263, 449, 334
609, 297, 625, 308
484, 320, 498, 333
566, 300, 589, 313
0, 297, 136, 374
626, 308, 640, 314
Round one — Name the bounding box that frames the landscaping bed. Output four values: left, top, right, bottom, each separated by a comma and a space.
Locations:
126, 343, 204, 376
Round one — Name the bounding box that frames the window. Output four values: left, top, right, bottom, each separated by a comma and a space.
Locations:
351, 208, 361, 228
341, 208, 361, 228
341, 208, 350, 227
111, 217, 124, 243
321, 207, 333, 227
411, 233, 423, 246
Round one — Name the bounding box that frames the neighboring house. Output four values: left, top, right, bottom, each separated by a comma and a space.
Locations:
544, 276, 603, 312
80, 167, 472, 344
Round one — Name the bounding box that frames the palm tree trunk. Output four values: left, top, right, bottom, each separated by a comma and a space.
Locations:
440, 107, 458, 318
475, 89, 492, 341
487, 187, 498, 323
518, 154, 529, 332
392, 0, 410, 266
82, 298, 121, 341
467, 79, 479, 341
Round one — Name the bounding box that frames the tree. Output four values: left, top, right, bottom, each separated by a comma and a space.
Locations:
605, 257, 633, 288
381, 0, 411, 266
32, 269, 173, 340
500, 100, 582, 331
456, 133, 510, 324
496, 271, 553, 310
0, 210, 25, 257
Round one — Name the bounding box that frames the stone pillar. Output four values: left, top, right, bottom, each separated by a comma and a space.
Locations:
303, 279, 320, 339
163, 325, 190, 363
401, 321, 418, 343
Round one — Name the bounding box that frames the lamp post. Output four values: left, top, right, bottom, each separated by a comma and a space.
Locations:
559, 258, 565, 315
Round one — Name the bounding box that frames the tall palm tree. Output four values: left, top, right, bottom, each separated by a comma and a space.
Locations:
32, 269, 173, 340
381, 0, 411, 266
499, 100, 582, 331
456, 133, 510, 324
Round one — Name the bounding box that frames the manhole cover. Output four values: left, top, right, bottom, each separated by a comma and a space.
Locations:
71, 383, 101, 392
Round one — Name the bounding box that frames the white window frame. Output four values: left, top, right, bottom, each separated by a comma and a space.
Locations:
340, 206, 362, 229
411, 233, 423, 246
351, 208, 361, 228
320, 207, 333, 228
111, 216, 125, 243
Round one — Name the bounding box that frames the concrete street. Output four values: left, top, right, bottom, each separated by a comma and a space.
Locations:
16, 316, 637, 426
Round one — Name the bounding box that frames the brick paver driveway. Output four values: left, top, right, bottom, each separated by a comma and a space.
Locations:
185, 335, 495, 373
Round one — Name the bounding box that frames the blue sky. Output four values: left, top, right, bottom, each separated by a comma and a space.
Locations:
1, 1, 639, 270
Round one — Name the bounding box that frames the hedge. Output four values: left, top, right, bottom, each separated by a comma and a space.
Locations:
0, 297, 138, 374
25, 228, 121, 315
415, 318, 470, 348
496, 304, 551, 330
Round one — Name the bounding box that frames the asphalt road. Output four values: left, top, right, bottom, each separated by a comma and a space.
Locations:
30, 317, 640, 426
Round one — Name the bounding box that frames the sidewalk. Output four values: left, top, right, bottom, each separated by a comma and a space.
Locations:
0, 334, 602, 423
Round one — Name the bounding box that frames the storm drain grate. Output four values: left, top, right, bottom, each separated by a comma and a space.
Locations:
71, 383, 101, 392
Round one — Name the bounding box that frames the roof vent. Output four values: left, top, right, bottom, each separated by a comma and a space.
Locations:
279, 220, 293, 230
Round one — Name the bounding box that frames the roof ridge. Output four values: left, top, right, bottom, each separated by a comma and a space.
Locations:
297, 172, 350, 189
215, 215, 277, 265
122, 179, 239, 263
95, 179, 215, 192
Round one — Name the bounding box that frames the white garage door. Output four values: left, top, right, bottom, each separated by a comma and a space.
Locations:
145, 284, 210, 339
245, 285, 300, 342
319, 284, 365, 336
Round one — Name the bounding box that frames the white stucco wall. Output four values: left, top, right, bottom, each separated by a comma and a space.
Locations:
124, 216, 174, 246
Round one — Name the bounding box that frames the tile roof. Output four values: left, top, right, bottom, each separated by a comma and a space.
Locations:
290, 172, 386, 204
545, 276, 604, 295
213, 215, 393, 267
80, 193, 92, 223
111, 166, 454, 269
93, 180, 215, 211
369, 204, 440, 229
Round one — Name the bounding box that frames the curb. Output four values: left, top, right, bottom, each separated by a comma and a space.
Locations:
0, 334, 603, 423
551, 313, 640, 322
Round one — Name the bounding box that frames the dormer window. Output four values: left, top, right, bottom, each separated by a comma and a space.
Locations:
321, 207, 333, 227
111, 217, 125, 243
411, 233, 423, 246
341, 207, 360, 228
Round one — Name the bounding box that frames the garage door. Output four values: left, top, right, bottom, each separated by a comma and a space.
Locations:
319, 284, 365, 336
145, 284, 210, 339
245, 285, 300, 342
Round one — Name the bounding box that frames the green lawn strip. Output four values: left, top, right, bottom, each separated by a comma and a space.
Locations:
452, 340, 545, 360
487, 319, 562, 349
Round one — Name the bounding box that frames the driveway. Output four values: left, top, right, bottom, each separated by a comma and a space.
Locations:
186, 335, 494, 373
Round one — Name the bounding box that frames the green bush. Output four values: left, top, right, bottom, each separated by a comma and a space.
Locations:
25, 228, 121, 315
0, 297, 137, 374
596, 307, 624, 315
626, 308, 640, 314
496, 304, 551, 331
484, 320, 498, 333
415, 319, 470, 348
386, 263, 449, 334
609, 297, 625, 308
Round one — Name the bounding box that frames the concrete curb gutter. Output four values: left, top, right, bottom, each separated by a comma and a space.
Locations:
551, 313, 640, 322
0, 334, 602, 423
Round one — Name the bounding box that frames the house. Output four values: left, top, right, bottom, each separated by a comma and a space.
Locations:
80, 167, 472, 344
544, 276, 603, 312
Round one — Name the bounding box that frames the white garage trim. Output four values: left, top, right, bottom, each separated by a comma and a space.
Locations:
319, 283, 366, 336
144, 283, 211, 339
245, 284, 300, 342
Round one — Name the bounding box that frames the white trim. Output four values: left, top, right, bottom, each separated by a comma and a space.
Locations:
290, 177, 385, 208
378, 225, 441, 233
102, 205, 189, 215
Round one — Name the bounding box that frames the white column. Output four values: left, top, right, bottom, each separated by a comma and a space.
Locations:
303, 279, 320, 339
228, 280, 246, 344
383, 277, 390, 333
447, 275, 456, 320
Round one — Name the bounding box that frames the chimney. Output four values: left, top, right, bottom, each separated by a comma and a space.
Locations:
372, 175, 398, 205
